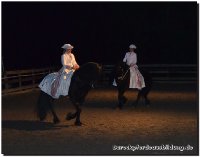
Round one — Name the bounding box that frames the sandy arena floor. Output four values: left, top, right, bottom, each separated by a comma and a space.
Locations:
2, 82, 198, 155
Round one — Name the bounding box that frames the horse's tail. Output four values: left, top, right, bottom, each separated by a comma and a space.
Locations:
36, 91, 51, 121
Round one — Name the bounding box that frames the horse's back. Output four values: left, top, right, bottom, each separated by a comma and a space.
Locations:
139, 68, 152, 88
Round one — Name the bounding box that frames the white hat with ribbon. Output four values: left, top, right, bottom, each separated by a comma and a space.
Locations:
61, 44, 74, 50
129, 44, 137, 49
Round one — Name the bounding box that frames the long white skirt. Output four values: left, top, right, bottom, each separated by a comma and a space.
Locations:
113, 66, 145, 90
129, 66, 145, 89
38, 70, 74, 99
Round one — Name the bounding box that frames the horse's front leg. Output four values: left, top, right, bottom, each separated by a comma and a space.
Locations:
144, 93, 150, 106
66, 102, 82, 126
74, 103, 82, 126
49, 99, 60, 124
117, 87, 126, 109
66, 112, 77, 121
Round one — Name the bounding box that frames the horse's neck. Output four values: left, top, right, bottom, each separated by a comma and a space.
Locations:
124, 64, 129, 70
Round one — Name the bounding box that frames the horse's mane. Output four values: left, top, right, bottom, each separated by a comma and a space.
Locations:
79, 62, 101, 71
72, 62, 102, 82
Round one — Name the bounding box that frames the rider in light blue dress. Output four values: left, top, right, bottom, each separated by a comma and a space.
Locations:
39, 44, 79, 99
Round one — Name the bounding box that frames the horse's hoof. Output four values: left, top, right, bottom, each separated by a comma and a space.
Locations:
74, 121, 82, 126
66, 112, 73, 121
132, 102, 138, 108
39, 117, 45, 121
123, 97, 127, 104
145, 101, 151, 107
145, 104, 150, 107
38, 112, 46, 121
132, 105, 137, 108
119, 106, 123, 110
115, 106, 123, 110
53, 118, 60, 124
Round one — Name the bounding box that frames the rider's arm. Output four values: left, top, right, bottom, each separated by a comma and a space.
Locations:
71, 54, 80, 70
123, 53, 127, 63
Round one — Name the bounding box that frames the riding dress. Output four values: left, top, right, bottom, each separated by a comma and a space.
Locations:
113, 51, 145, 90
39, 53, 79, 99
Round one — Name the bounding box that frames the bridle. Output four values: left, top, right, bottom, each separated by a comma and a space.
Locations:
117, 66, 130, 81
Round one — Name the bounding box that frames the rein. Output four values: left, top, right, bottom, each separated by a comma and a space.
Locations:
118, 67, 130, 80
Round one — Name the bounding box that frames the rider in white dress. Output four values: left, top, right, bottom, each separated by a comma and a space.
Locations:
124, 44, 145, 89
113, 44, 145, 90
39, 44, 79, 99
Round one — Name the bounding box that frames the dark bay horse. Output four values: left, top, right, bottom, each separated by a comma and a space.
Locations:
36, 62, 102, 126
113, 62, 152, 109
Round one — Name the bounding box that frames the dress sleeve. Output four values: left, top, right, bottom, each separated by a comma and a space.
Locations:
123, 53, 127, 62
71, 54, 79, 66
130, 53, 137, 66
134, 53, 137, 64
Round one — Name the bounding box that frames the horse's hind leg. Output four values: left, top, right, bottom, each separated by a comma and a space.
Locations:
132, 90, 142, 107
144, 93, 150, 106
36, 92, 48, 121
36, 91, 59, 124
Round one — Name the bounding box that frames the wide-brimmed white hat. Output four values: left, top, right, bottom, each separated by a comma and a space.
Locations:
129, 44, 137, 49
61, 44, 74, 50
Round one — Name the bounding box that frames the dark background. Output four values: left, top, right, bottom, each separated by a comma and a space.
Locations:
2, 2, 198, 70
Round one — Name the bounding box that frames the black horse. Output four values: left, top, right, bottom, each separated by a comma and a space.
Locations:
36, 62, 102, 126
113, 62, 152, 109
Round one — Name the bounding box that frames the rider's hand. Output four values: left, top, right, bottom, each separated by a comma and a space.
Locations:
73, 64, 80, 70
